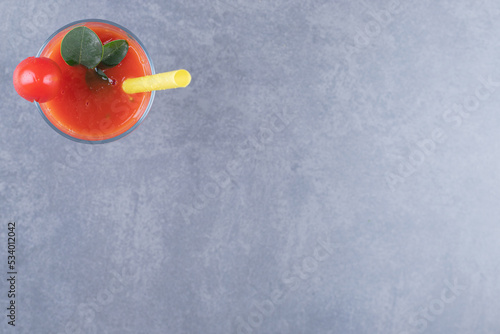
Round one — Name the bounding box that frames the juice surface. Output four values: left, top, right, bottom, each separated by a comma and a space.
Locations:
39, 22, 152, 141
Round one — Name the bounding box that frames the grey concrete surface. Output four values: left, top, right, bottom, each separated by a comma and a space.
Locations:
1, 0, 500, 333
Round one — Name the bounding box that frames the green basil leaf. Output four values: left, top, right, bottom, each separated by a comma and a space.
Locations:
94, 67, 109, 81
101, 40, 129, 67
60, 26, 103, 69
85, 68, 111, 91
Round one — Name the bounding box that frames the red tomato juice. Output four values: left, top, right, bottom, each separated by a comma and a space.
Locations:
38, 21, 153, 142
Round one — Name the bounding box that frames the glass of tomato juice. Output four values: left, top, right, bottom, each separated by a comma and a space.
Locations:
35, 19, 155, 144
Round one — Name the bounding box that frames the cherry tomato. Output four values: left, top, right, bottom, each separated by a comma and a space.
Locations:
13, 57, 62, 103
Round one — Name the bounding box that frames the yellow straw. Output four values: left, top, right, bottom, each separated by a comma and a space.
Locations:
122, 69, 191, 94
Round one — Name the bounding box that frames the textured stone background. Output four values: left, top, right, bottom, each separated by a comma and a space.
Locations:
1, 0, 500, 333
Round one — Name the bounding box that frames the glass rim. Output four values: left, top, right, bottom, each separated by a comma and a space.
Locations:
35, 19, 156, 144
